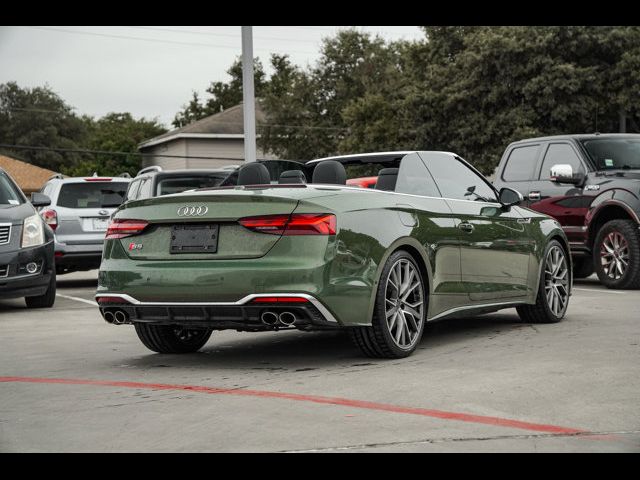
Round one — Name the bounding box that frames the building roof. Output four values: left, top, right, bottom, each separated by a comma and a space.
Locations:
139, 102, 267, 150
0, 155, 57, 193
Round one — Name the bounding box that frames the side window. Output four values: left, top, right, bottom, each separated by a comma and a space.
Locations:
539, 143, 584, 180
395, 153, 440, 197
502, 145, 540, 181
423, 153, 498, 203
126, 180, 140, 201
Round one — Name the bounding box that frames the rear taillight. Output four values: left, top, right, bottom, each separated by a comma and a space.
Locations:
105, 219, 149, 239
40, 209, 58, 231
239, 213, 336, 236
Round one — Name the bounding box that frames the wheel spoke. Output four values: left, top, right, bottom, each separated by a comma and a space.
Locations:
394, 315, 404, 344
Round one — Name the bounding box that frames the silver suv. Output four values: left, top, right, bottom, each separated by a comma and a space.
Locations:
38, 174, 131, 274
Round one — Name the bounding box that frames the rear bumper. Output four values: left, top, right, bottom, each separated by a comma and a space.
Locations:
54, 240, 103, 271
0, 241, 54, 299
96, 293, 339, 330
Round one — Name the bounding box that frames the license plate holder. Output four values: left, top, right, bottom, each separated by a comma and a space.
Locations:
92, 218, 109, 231
170, 224, 219, 254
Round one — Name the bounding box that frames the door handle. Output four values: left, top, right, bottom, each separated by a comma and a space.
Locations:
458, 222, 475, 233
528, 191, 541, 201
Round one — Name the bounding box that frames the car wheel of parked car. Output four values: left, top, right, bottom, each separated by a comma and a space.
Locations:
593, 219, 640, 290
572, 257, 594, 279
517, 240, 569, 324
24, 271, 56, 309
350, 250, 426, 358
134, 324, 213, 353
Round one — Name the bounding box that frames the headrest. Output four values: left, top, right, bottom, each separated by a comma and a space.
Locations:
278, 170, 307, 184
237, 162, 271, 186
375, 168, 399, 191
312, 160, 347, 185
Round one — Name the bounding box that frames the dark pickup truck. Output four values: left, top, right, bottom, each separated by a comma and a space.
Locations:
493, 134, 640, 290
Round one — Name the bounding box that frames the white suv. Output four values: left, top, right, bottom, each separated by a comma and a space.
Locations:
38, 174, 131, 274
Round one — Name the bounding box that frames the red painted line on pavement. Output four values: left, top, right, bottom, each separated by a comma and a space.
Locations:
0, 376, 586, 435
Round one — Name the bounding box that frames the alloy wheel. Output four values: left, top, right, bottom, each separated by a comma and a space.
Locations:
600, 231, 629, 280
544, 246, 569, 317
384, 258, 424, 349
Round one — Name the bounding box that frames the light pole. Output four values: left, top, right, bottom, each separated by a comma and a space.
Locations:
241, 26, 257, 163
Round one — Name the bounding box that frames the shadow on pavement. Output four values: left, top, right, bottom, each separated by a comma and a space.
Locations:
119, 311, 527, 371
56, 276, 98, 290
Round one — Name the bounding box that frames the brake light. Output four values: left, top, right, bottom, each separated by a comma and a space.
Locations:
40, 209, 58, 231
239, 214, 336, 235
105, 219, 149, 239
84, 178, 112, 182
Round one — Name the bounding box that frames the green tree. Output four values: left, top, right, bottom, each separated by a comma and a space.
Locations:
173, 58, 267, 128
64, 112, 167, 177
260, 30, 403, 160
407, 26, 640, 174
0, 82, 88, 171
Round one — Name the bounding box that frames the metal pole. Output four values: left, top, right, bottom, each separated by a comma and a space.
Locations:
241, 26, 257, 163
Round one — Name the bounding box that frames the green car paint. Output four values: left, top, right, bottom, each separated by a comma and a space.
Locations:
97, 179, 568, 327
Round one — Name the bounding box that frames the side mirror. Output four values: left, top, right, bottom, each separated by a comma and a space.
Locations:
550, 164, 584, 185
30, 192, 51, 208
499, 187, 523, 207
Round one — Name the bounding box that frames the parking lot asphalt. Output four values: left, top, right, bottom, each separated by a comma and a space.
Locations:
0, 271, 638, 452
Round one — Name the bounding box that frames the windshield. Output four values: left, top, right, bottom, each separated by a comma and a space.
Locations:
57, 182, 129, 209
157, 174, 228, 196
0, 172, 25, 205
580, 138, 640, 171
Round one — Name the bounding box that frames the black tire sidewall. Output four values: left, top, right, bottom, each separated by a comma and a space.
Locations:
373, 251, 426, 357
25, 270, 56, 308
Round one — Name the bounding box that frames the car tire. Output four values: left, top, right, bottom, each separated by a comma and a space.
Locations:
593, 219, 640, 290
134, 324, 213, 354
517, 240, 570, 324
572, 257, 594, 279
350, 250, 426, 358
24, 271, 56, 309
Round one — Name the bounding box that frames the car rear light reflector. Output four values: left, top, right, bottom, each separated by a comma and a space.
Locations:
239, 214, 336, 235
105, 219, 149, 239
97, 296, 129, 304
40, 209, 58, 231
250, 296, 309, 304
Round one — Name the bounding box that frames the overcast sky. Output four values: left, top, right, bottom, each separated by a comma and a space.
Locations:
0, 26, 424, 128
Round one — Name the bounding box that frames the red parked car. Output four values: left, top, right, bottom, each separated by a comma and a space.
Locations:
347, 176, 378, 189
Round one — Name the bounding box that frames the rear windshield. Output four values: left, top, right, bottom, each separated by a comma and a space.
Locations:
0, 172, 25, 205
57, 182, 129, 209
157, 174, 228, 196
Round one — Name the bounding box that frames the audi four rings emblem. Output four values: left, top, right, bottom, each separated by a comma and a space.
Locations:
177, 205, 209, 217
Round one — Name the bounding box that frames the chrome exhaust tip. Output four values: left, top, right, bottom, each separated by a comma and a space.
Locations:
113, 310, 128, 325
261, 311, 278, 326
103, 311, 115, 324
279, 311, 296, 326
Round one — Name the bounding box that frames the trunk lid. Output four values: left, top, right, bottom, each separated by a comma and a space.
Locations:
114, 188, 312, 260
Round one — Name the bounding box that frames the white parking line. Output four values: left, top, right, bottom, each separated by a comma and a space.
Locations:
573, 287, 626, 295
56, 294, 98, 306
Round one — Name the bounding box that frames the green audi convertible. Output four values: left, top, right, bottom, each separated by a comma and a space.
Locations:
96, 151, 571, 358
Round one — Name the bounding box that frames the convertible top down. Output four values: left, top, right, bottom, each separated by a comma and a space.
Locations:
96, 151, 571, 358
